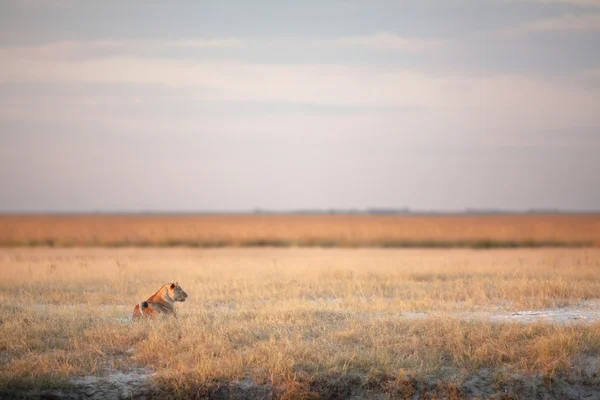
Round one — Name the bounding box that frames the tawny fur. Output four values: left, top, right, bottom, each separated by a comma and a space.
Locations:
133, 282, 187, 319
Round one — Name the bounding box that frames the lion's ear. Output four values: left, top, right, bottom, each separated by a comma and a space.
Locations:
170, 283, 176, 289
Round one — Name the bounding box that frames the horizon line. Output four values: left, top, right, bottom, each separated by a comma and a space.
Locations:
1, 209, 600, 216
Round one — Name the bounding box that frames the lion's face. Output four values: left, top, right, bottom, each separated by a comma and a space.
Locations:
169, 282, 188, 302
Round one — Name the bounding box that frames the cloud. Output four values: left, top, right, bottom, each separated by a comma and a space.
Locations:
1, 46, 599, 133
0, 56, 434, 108
313, 32, 445, 52
0, 39, 245, 60
0, 34, 440, 63
0, 34, 442, 65
581, 68, 600, 78
14, 0, 75, 9
95, 39, 246, 49
523, 12, 600, 31
499, 12, 600, 36
505, 0, 600, 7
0, 39, 442, 108
1, 39, 599, 136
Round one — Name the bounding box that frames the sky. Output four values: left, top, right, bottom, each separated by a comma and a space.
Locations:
1, 0, 599, 212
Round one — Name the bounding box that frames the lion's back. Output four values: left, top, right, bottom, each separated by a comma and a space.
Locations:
132, 300, 172, 319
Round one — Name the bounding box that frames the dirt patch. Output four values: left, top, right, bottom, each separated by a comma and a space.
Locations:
150, 372, 600, 399
69, 368, 154, 399
4, 369, 600, 399
3, 368, 155, 400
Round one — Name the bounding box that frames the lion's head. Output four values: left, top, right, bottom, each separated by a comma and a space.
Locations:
168, 282, 188, 302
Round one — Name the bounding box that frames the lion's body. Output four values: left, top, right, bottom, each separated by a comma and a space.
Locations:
132, 282, 187, 319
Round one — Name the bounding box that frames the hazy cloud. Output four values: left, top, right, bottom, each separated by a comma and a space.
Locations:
0, 39, 245, 60
2, 46, 599, 119
506, 0, 600, 7
498, 12, 600, 38
14, 0, 75, 9
524, 12, 600, 31
313, 32, 445, 52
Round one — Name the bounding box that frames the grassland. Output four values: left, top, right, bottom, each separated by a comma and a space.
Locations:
1, 213, 599, 248
1, 247, 600, 398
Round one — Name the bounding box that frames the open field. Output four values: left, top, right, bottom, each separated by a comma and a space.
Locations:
1, 247, 600, 398
1, 214, 600, 248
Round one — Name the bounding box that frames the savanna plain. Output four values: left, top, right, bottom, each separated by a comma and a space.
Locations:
1, 215, 600, 399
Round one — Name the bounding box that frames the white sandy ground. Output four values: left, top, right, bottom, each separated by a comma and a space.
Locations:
399, 300, 600, 325
17, 369, 156, 400
69, 368, 155, 400
29, 299, 600, 325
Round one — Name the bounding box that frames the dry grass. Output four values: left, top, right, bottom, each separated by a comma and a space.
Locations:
1, 247, 600, 396
1, 213, 599, 248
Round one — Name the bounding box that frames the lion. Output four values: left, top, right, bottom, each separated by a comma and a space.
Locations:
132, 282, 188, 319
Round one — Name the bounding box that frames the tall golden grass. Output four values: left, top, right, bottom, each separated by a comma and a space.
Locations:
1, 247, 599, 396
1, 214, 599, 247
